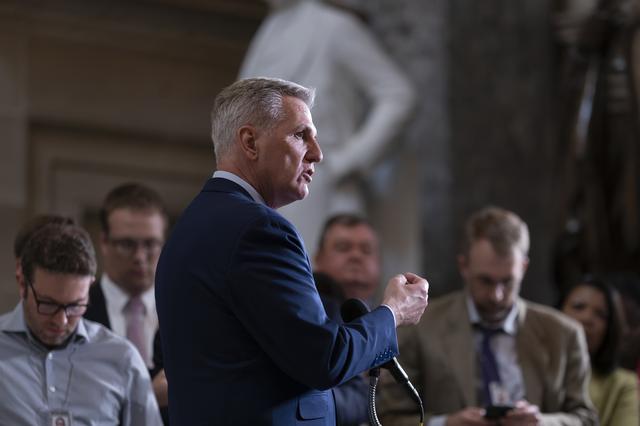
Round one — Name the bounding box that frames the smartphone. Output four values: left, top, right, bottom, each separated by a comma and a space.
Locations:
484, 405, 514, 419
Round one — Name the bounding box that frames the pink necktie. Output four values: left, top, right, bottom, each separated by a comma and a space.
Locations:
124, 296, 148, 363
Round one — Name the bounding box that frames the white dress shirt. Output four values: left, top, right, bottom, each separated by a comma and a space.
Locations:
100, 275, 158, 367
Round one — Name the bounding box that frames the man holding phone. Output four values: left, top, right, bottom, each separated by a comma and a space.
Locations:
379, 206, 597, 425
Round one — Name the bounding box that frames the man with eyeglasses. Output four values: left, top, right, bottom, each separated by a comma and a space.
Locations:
0, 222, 162, 425
84, 182, 168, 369
83, 183, 170, 423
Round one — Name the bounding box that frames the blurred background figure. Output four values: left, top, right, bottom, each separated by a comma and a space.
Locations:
83, 183, 170, 423
13, 214, 75, 282
313, 213, 383, 425
560, 276, 640, 426
0, 222, 162, 425
315, 213, 381, 304
85, 182, 168, 368
239, 0, 416, 254
379, 206, 597, 425
616, 277, 640, 381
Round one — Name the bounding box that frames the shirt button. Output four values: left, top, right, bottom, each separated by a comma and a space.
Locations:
49, 386, 56, 393
47, 353, 53, 360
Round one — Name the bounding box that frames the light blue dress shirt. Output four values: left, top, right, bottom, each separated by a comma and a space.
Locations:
0, 304, 162, 426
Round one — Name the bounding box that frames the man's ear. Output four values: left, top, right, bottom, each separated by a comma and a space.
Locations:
238, 125, 259, 160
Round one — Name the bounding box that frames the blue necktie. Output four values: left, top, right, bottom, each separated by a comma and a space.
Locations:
479, 327, 502, 406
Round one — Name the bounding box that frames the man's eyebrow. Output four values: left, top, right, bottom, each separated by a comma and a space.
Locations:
36, 293, 88, 304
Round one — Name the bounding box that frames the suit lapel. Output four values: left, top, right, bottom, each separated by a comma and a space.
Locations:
515, 300, 546, 406
443, 293, 477, 406
85, 282, 111, 330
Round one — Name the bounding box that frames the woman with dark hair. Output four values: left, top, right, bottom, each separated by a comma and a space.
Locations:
560, 276, 639, 426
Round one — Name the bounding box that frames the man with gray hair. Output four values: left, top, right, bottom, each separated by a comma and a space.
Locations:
0, 222, 161, 425
379, 206, 597, 426
155, 77, 429, 425
240, 0, 416, 260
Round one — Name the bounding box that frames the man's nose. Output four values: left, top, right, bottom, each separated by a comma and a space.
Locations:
307, 137, 323, 163
52, 309, 69, 326
577, 310, 594, 327
132, 244, 149, 262
348, 248, 365, 260
490, 284, 505, 302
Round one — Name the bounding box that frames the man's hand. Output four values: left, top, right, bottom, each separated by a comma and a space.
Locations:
502, 400, 541, 426
381, 272, 428, 327
445, 407, 493, 426
152, 369, 169, 407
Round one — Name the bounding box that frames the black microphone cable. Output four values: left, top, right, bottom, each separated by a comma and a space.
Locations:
341, 298, 424, 426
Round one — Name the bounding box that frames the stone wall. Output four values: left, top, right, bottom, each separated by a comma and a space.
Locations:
0, 0, 263, 313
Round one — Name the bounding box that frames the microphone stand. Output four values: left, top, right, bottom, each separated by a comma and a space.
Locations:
368, 368, 382, 426
367, 367, 424, 426
339, 298, 425, 425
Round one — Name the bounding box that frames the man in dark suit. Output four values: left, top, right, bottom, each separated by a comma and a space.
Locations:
85, 183, 168, 368
155, 77, 429, 426
314, 213, 385, 425
84, 183, 169, 423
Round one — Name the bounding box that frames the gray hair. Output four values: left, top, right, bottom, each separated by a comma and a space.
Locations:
211, 77, 315, 161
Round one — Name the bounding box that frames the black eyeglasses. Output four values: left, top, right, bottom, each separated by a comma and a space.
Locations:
107, 237, 163, 257
27, 281, 88, 317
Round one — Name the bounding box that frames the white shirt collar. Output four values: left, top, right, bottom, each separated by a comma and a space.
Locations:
101, 274, 155, 315
213, 171, 266, 205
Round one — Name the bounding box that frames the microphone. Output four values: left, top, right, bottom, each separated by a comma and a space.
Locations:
340, 299, 423, 407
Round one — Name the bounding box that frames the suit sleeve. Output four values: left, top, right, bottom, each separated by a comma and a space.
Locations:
225, 213, 398, 390
539, 326, 599, 426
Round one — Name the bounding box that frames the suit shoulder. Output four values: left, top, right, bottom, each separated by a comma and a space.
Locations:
611, 368, 639, 387
240, 203, 298, 235
522, 300, 582, 335
401, 291, 463, 338
423, 291, 464, 319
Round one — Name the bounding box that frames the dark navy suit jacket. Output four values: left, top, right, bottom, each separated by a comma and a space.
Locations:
314, 272, 369, 426
84, 282, 111, 330
155, 178, 398, 425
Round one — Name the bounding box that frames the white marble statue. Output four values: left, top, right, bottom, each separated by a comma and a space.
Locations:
239, 0, 416, 253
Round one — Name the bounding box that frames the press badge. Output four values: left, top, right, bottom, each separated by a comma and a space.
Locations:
49, 411, 72, 426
